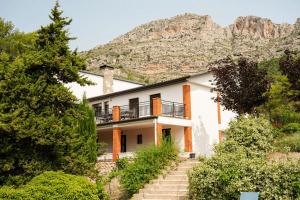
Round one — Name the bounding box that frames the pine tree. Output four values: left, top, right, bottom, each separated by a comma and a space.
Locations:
0, 2, 95, 185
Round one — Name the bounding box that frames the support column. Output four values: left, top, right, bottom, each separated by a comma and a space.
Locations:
112, 106, 121, 161
183, 84, 192, 152
152, 98, 162, 145
217, 92, 222, 143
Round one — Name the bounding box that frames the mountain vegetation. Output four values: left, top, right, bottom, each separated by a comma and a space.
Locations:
82, 14, 300, 83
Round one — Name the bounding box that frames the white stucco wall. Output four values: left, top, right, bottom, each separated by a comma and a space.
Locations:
91, 82, 185, 108
66, 72, 142, 99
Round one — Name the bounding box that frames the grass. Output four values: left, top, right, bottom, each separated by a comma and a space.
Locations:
274, 132, 300, 152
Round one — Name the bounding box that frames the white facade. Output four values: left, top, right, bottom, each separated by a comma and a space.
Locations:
66, 71, 142, 99
88, 72, 236, 157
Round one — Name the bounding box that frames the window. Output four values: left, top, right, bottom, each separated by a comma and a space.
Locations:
92, 103, 102, 117
137, 134, 143, 144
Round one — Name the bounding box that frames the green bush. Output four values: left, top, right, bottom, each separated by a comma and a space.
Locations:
219, 116, 274, 156
116, 157, 129, 171
120, 141, 178, 196
274, 132, 300, 152
0, 171, 99, 200
189, 151, 300, 200
189, 116, 300, 199
281, 123, 300, 134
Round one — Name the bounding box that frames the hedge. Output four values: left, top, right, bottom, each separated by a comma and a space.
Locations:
189, 116, 300, 200
0, 171, 99, 200
120, 141, 178, 196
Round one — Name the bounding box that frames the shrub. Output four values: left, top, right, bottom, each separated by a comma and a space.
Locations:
219, 115, 274, 156
189, 116, 300, 199
189, 151, 300, 200
116, 157, 129, 171
0, 171, 99, 200
120, 141, 178, 196
281, 123, 300, 134
96, 176, 110, 200
274, 133, 300, 152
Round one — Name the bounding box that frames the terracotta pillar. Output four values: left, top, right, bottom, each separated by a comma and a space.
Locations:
112, 106, 121, 161
156, 123, 163, 146
183, 84, 193, 152
217, 93, 222, 142
152, 98, 162, 145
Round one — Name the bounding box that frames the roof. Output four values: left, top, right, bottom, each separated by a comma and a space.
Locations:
88, 71, 211, 102
79, 70, 144, 86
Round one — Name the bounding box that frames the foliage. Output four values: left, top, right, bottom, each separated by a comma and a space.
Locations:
274, 132, 300, 152
116, 157, 129, 171
281, 123, 300, 134
189, 151, 300, 200
217, 116, 274, 157
120, 141, 178, 196
96, 176, 110, 200
97, 142, 108, 156
189, 116, 300, 200
210, 57, 270, 114
279, 50, 300, 100
0, 2, 93, 185
0, 18, 35, 60
0, 171, 98, 200
64, 95, 98, 175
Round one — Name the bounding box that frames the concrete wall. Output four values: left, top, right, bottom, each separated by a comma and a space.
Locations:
92, 83, 185, 107
66, 72, 142, 99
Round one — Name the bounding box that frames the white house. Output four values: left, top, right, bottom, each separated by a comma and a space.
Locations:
80, 65, 236, 161
67, 66, 143, 99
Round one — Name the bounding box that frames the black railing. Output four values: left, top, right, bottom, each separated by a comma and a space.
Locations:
162, 100, 185, 118
94, 100, 185, 124
95, 108, 113, 124
120, 101, 151, 121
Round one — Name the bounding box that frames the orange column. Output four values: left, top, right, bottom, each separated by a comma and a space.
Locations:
217, 93, 222, 142
112, 106, 121, 161
152, 98, 162, 145
183, 84, 192, 152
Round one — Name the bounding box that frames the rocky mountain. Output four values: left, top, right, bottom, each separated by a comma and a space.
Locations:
82, 14, 300, 83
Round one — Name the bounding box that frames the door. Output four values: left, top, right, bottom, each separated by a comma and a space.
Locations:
150, 93, 161, 115
129, 98, 139, 118
121, 135, 126, 152
162, 128, 171, 143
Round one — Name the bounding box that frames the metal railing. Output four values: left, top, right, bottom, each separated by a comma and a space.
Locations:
120, 101, 151, 121
162, 100, 185, 118
95, 108, 113, 124
94, 100, 185, 124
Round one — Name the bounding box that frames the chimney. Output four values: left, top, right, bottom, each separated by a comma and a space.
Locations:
100, 65, 114, 94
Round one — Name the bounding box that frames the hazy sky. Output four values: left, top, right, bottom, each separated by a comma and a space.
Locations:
1, 0, 299, 51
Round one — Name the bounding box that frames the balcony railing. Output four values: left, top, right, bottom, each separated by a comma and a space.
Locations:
95, 108, 113, 124
162, 100, 185, 118
94, 100, 185, 124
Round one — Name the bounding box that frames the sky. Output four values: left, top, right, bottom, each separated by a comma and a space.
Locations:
1, 0, 300, 51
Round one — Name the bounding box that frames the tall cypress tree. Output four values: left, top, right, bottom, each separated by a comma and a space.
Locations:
0, 2, 94, 185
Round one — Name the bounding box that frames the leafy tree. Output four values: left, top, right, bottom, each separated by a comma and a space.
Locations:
0, 18, 35, 60
210, 57, 270, 114
0, 2, 93, 185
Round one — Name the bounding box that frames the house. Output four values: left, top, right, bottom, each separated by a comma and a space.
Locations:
67, 66, 143, 99
84, 65, 236, 161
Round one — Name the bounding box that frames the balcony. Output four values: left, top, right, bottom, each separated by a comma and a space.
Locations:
95, 100, 185, 124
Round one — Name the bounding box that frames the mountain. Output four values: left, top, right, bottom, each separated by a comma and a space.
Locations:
81, 14, 300, 83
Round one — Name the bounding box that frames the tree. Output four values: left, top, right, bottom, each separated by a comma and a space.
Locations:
279, 50, 300, 102
0, 2, 93, 185
210, 57, 270, 114
0, 18, 35, 60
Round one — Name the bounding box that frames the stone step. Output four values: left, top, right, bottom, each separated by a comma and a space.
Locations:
143, 190, 187, 195
164, 175, 188, 181
142, 193, 187, 200
147, 184, 188, 191
169, 170, 188, 175
152, 180, 189, 185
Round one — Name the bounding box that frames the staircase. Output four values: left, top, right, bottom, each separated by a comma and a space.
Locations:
133, 159, 199, 200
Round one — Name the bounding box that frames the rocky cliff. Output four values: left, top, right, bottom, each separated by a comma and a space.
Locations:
82, 14, 300, 83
